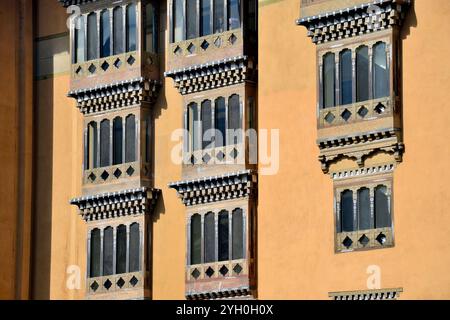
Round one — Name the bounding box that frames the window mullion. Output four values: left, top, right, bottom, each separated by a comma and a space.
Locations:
369, 45, 374, 100
370, 188, 375, 230
200, 214, 205, 264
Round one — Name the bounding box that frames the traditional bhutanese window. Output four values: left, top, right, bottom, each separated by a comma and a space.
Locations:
357, 187, 371, 230
113, 6, 124, 55
356, 45, 369, 102
100, 119, 110, 167
126, 4, 137, 52
103, 227, 113, 276
373, 42, 390, 99
204, 212, 215, 263
214, 97, 226, 147
90, 228, 101, 277
340, 190, 354, 232
228, 0, 241, 30
201, 100, 213, 150
129, 223, 140, 272
125, 115, 136, 163
113, 117, 123, 165
74, 15, 85, 63
145, 2, 157, 53
218, 210, 229, 262
87, 12, 98, 61
186, 0, 197, 40
188, 103, 200, 151
87, 121, 98, 169
200, 0, 212, 37
173, 0, 184, 42
323, 52, 335, 108
232, 208, 244, 260
116, 224, 127, 274
340, 49, 353, 105
190, 214, 201, 265
214, 0, 225, 34
100, 10, 111, 58
375, 185, 390, 228
228, 94, 241, 145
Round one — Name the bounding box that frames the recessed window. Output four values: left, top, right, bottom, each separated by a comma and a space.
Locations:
126, 4, 137, 52
232, 208, 244, 260
201, 100, 213, 150
191, 214, 201, 265
87, 12, 98, 61
186, 0, 197, 40
145, 2, 157, 53
173, 0, 184, 42
340, 49, 352, 105
375, 185, 390, 228
228, 94, 241, 145
214, 0, 225, 34
214, 97, 226, 147
74, 15, 85, 63
373, 42, 389, 99
228, 0, 241, 30
113, 117, 123, 165
103, 227, 114, 276
323, 52, 335, 108
100, 10, 111, 58
125, 114, 136, 163
200, 0, 212, 37
100, 119, 110, 167
90, 228, 101, 277
340, 190, 354, 232
113, 7, 124, 55
218, 210, 229, 262
129, 223, 140, 272
204, 212, 215, 263
86, 121, 98, 169
356, 45, 369, 102
116, 224, 127, 274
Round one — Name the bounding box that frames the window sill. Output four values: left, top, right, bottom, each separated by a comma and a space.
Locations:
87, 271, 147, 296
187, 258, 247, 282
84, 161, 147, 185
336, 227, 393, 253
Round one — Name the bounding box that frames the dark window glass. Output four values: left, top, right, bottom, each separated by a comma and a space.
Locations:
87, 12, 98, 61
358, 188, 371, 230
214, 0, 225, 33
323, 53, 335, 108
232, 208, 244, 260
201, 100, 212, 150
373, 42, 390, 99
129, 223, 140, 272
375, 185, 390, 228
126, 4, 137, 51
116, 225, 127, 274
173, 0, 184, 42
87, 122, 98, 169
113, 117, 123, 165
74, 15, 85, 63
204, 212, 215, 263
188, 103, 199, 151
214, 97, 226, 147
186, 0, 197, 40
356, 46, 369, 102
90, 228, 101, 277
218, 210, 229, 261
125, 115, 136, 163
341, 190, 354, 232
100, 119, 110, 167
228, 0, 240, 30
145, 3, 157, 52
200, 0, 211, 36
103, 227, 113, 276
228, 94, 241, 145
190, 214, 201, 265
113, 7, 124, 55
100, 10, 111, 58
340, 49, 352, 105
246, 0, 257, 33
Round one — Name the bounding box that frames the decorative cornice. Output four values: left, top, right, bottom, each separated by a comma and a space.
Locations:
317, 128, 399, 150
331, 163, 395, 180
70, 187, 160, 221
296, 0, 410, 44
58, 0, 97, 7
186, 287, 251, 300
168, 170, 257, 207
164, 56, 255, 95
67, 77, 160, 115
329, 287, 403, 300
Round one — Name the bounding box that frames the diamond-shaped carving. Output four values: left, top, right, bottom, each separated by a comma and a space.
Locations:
75, 66, 83, 75
129, 276, 138, 287
376, 233, 387, 245
103, 279, 112, 290
359, 234, 370, 247
358, 106, 369, 118
374, 103, 386, 114
230, 148, 239, 159
88, 64, 96, 74
126, 166, 135, 176
342, 236, 353, 248
90, 281, 99, 292
116, 277, 125, 288
325, 112, 335, 124
341, 109, 352, 121
101, 61, 109, 71
113, 168, 122, 178
229, 33, 237, 45
191, 268, 200, 279
219, 265, 229, 276
88, 172, 96, 182
101, 170, 109, 180
214, 37, 222, 47
233, 264, 243, 274
127, 55, 136, 65
200, 40, 209, 50
114, 58, 122, 69
205, 267, 214, 278
216, 151, 225, 161
187, 43, 196, 54
203, 153, 211, 164
174, 45, 182, 55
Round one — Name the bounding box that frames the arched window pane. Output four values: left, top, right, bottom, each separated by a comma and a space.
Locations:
113, 7, 124, 55
126, 4, 137, 52
214, 0, 225, 33
228, 0, 241, 30
113, 117, 123, 165
228, 94, 241, 145
173, 0, 184, 42
214, 97, 226, 147
129, 223, 140, 272
358, 188, 371, 230
341, 190, 354, 232
190, 214, 201, 265
100, 120, 110, 167
188, 103, 199, 151
100, 10, 111, 58
186, 0, 197, 40
103, 227, 113, 276
375, 185, 390, 228
373, 42, 389, 99
204, 212, 215, 263
87, 12, 98, 61
218, 210, 229, 261
145, 3, 157, 52
340, 49, 352, 105
200, 0, 211, 36
125, 115, 136, 163
323, 53, 335, 108
87, 122, 98, 169
74, 15, 85, 63
201, 100, 212, 150
232, 208, 244, 260
90, 229, 101, 277
356, 46, 369, 102
116, 225, 127, 274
